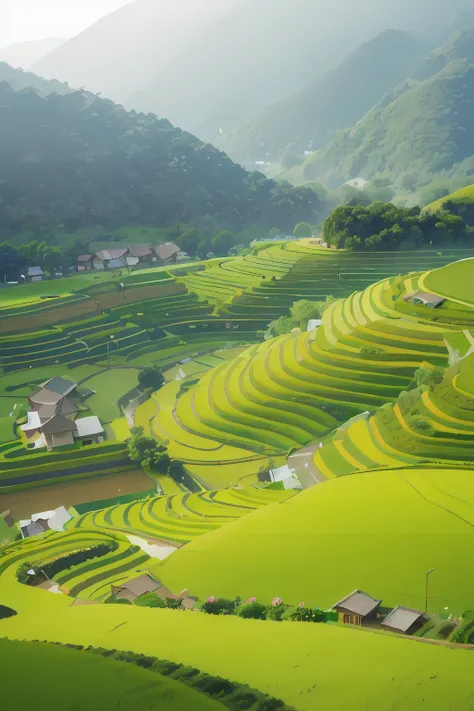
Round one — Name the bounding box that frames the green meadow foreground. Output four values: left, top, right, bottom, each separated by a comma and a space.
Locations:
1, 639, 225, 711
1, 597, 473, 711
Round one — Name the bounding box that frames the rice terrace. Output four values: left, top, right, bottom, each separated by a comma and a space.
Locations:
1, 229, 474, 710
5, 10, 474, 701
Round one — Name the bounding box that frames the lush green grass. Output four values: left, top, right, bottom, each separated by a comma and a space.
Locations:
425, 184, 474, 212
422, 257, 474, 306
1, 592, 473, 711
160, 467, 474, 616
0, 639, 225, 711
85, 369, 139, 423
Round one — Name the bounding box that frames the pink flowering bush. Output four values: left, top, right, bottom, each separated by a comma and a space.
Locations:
246, 597, 257, 604
272, 597, 283, 607
207, 596, 217, 604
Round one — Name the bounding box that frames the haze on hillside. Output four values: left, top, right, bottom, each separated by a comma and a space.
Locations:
24, 0, 474, 142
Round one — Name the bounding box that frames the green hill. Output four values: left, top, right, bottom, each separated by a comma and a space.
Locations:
225, 30, 430, 167
0, 639, 226, 711
425, 183, 474, 212
1, 573, 474, 711
0, 80, 320, 247
160, 466, 474, 615
300, 30, 474, 191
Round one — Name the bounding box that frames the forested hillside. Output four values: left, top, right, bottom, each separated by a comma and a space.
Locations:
0, 81, 321, 247
225, 31, 430, 167
300, 30, 474, 191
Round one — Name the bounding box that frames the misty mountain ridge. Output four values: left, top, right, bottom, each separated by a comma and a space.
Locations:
298, 29, 474, 192
0, 38, 66, 70
25, 0, 474, 145
224, 29, 431, 167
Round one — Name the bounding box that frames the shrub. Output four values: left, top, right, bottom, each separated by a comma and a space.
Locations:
236, 600, 268, 620
201, 597, 238, 615
135, 592, 166, 608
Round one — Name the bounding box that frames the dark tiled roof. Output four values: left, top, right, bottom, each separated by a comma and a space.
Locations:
77, 254, 93, 262
155, 242, 179, 260
41, 415, 78, 436
43, 377, 77, 396
332, 590, 381, 617
382, 606, 425, 633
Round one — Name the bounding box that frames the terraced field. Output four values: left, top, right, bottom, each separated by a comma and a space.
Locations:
163, 264, 474, 465
159, 467, 474, 616
314, 352, 474, 478
0, 528, 152, 602
67, 487, 293, 544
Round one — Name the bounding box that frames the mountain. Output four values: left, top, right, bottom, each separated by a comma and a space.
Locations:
131, 0, 473, 143
32, 0, 238, 106
300, 30, 474, 191
0, 62, 71, 96
224, 30, 431, 167
0, 38, 65, 69
0, 79, 321, 246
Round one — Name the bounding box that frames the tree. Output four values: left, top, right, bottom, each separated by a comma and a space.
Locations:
138, 364, 164, 391
293, 222, 312, 238
176, 228, 201, 256
128, 427, 170, 472
168, 460, 187, 484
211, 230, 236, 255
0, 242, 27, 281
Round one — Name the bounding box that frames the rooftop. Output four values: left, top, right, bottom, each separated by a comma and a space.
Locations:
29, 389, 65, 406
41, 415, 78, 436
128, 244, 152, 258
95, 248, 128, 261
381, 606, 425, 633
115, 574, 160, 599
77, 254, 93, 262
42, 377, 77, 397
74, 416, 104, 438
155, 242, 179, 260
332, 590, 382, 617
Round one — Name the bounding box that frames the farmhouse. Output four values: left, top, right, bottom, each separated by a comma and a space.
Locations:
155, 242, 180, 264
112, 574, 160, 602
381, 606, 427, 635
126, 244, 153, 267
404, 291, 446, 308
27, 266, 44, 282
332, 589, 382, 626
22, 377, 104, 450
76, 254, 94, 271
112, 575, 196, 609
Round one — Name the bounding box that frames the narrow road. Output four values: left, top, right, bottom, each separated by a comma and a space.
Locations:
287, 441, 328, 489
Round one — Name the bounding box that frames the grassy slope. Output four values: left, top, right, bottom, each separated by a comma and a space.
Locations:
425, 183, 474, 212
0, 597, 473, 711
0, 638, 224, 711
159, 468, 474, 615
421, 258, 474, 305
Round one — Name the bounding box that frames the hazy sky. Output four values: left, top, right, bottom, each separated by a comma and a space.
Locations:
0, 0, 132, 47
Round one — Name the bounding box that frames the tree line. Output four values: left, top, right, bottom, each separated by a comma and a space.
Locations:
323, 201, 474, 250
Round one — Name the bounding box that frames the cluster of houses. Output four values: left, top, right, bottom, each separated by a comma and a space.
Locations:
25, 242, 184, 282
332, 589, 429, 635
76, 242, 182, 272
20, 376, 104, 451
